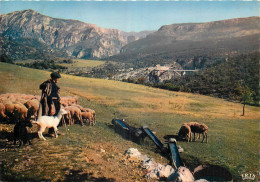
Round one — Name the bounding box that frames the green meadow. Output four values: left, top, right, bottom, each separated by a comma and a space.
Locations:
0, 62, 259, 181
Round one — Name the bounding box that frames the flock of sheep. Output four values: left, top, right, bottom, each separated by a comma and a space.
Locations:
0, 93, 96, 125
0, 92, 208, 145
0, 93, 96, 144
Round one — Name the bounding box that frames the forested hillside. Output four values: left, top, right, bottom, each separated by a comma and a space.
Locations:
157, 52, 259, 105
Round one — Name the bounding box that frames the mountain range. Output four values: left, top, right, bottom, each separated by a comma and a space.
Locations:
0, 9, 152, 60
0, 9, 259, 70
108, 17, 260, 68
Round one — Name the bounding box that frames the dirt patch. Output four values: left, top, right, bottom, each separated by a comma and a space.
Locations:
76, 142, 147, 181
0, 124, 149, 182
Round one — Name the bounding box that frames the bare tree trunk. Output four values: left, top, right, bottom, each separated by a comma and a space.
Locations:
242, 103, 245, 116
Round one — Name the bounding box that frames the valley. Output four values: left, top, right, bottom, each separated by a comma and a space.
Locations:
0, 8, 259, 181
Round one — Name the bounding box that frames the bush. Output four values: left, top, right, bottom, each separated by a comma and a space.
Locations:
0, 54, 13, 64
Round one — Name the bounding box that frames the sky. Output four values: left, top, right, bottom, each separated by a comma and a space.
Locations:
0, 1, 259, 32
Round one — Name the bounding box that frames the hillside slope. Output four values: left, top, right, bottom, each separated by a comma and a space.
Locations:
108, 17, 260, 68
0, 63, 259, 181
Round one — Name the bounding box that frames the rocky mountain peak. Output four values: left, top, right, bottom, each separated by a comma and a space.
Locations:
0, 9, 155, 60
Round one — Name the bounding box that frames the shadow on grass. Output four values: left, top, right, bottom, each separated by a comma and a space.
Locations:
181, 154, 204, 171
63, 169, 115, 182
0, 161, 49, 182
0, 129, 38, 149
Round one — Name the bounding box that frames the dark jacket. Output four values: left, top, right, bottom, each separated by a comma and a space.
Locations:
38, 79, 60, 117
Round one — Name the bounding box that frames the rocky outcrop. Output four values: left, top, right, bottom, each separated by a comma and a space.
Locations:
155, 17, 260, 41
113, 64, 183, 83
120, 30, 155, 44
0, 9, 143, 59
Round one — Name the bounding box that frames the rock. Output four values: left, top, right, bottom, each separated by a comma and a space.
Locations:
124, 148, 175, 181
142, 158, 158, 171
178, 146, 184, 153
167, 166, 194, 182
124, 148, 142, 158
194, 179, 209, 182
146, 164, 175, 180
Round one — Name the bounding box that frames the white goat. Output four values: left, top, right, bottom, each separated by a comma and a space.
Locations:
33, 109, 67, 140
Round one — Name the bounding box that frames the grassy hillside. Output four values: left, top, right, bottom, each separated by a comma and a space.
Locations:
58, 59, 105, 68
0, 62, 259, 181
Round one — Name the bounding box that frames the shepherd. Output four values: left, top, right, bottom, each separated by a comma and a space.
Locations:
38, 71, 64, 135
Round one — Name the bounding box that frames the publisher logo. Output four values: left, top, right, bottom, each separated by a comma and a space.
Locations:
241, 173, 256, 181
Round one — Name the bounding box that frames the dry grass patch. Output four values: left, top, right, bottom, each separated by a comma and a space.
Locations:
58, 59, 105, 68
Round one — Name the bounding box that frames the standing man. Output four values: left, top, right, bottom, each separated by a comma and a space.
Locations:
38, 71, 63, 135
39, 72, 61, 117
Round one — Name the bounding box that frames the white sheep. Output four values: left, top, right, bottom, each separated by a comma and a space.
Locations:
33, 109, 67, 140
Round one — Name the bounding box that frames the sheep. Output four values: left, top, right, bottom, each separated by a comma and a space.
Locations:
81, 111, 95, 126
62, 109, 72, 125
0, 103, 6, 120
0, 97, 9, 105
24, 99, 40, 120
3, 101, 28, 123
178, 124, 192, 142
72, 104, 84, 111
13, 103, 28, 123
60, 96, 78, 106
69, 96, 78, 105
81, 107, 96, 124
32, 108, 68, 140
60, 97, 69, 107
65, 106, 83, 126
4, 102, 16, 122
186, 122, 208, 143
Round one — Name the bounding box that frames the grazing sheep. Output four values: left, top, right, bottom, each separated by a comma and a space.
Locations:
67, 105, 96, 125
0, 103, 6, 119
24, 99, 40, 120
4, 102, 16, 121
60, 97, 69, 107
13, 103, 28, 123
178, 124, 192, 142
65, 106, 83, 126
186, 122, 208, 143
13, 119, 32, 146
60, 96, 78, 106
81, 108, 96, 124
72, 104, 84, 111
4, 102, 27, 122
69, 96, 78, 105
81, 111, 95, 126
62, 110, 72, 125
0, 97, 9, 105
33, 108, 68, 140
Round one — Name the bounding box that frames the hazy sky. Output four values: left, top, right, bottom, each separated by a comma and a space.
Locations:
0, 1, 259, 32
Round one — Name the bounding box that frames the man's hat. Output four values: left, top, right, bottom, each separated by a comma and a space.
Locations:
50, 72, 61, 79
